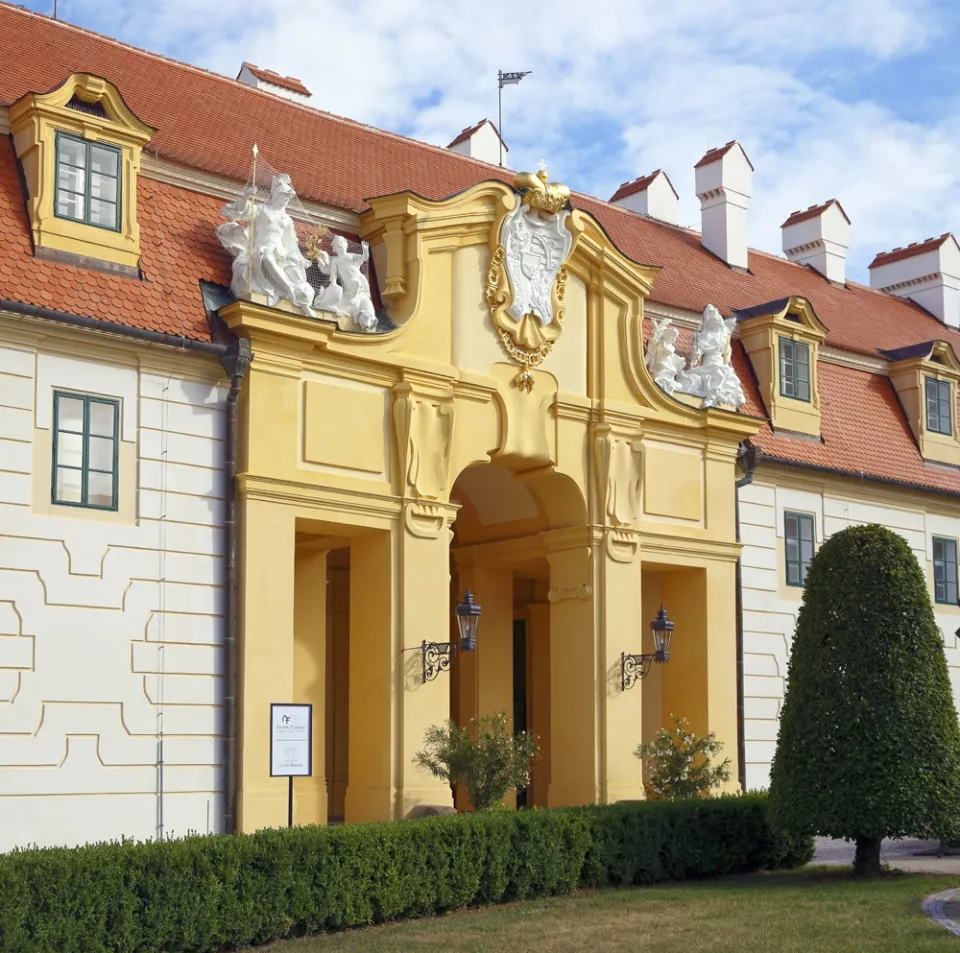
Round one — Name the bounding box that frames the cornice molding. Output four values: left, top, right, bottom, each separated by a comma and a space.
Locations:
139, 152, 360, 233
819, 345, 888, 375
645, 301, 703, 330
0, 309, 224, 383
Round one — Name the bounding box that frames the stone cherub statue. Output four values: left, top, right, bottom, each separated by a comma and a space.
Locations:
217, 173, 316, 317
644, 305, 745, 409
684, 305, 745, 409
313, 235, 377, 333
645, 318, 688, 395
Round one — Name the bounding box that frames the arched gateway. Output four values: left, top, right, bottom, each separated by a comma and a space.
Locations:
220, 169, 759, 830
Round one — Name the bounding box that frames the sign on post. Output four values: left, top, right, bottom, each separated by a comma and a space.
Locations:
269, 703, 312, 827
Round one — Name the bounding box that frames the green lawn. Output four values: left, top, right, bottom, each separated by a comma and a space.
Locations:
248, 868, 959, 953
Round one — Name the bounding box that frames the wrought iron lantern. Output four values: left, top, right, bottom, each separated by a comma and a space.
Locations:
420, 589, 482, 683
621, 606, 674, 691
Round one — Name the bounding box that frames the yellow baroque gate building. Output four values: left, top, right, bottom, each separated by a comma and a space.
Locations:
220, 174, 760, 831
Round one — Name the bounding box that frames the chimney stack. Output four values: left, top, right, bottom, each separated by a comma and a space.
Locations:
236, 63, 312, 103
609, 170, 679, 225
781, 200, 851, 285
447, 119, 504, 167
694, 140, 753, 270
868, 234, 960, 329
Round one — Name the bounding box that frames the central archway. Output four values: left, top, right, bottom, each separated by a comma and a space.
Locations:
447, 461, 587, 808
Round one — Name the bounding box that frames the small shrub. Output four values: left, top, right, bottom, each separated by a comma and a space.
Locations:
0, 795, 809, 953
414, 712, 539, 811
635, 715, 731, 800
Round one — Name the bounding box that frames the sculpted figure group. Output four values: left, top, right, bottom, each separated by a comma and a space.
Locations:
217, 173, 377, 332
645, 305, 746, 409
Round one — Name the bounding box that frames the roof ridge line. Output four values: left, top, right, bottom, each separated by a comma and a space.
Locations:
2, 2, 524, 180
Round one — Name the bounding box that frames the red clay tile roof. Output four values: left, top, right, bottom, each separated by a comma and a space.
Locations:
735, 344, 960, 495
868, 234, 953, 270
609, 170, 678, 203
0, 138, 227, 340
239, 62, 311, 97
781, 199, 850, 228
0, 4, 958, 496
447, 119, 506, 151
693, 140, 755, 171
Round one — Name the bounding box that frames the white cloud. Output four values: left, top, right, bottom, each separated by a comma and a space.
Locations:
61, 0, 960, 279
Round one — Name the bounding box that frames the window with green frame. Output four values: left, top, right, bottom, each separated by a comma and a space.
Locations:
52, 391, 119, 510
925, 377, 952, 435
784, 511, 815, 586
54, 132, 121, 231
933, 536, 958, 605
779, 338, 811, 401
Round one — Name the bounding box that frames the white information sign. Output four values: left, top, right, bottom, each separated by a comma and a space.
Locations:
270, 703, 312, 778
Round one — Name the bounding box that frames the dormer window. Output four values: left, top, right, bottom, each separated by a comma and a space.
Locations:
779, 337, 811, 401
55, 133, 121, 231
736, 297, 826, 437
883, 341, 960, 467
925, 377, 953, 435
9, 73, 155, 272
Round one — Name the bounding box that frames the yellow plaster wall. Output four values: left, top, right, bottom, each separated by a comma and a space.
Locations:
236, 499, 297, 832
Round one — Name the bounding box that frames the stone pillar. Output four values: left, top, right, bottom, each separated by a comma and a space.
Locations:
661, 561, 742, 792
345, 509, 457, 823
706, 559, 740, 790
237, 498, 296, 831
345, 529, 394, 823
397, 507, 459, 817
597, 531, 646, 804
293, 547, 328, 825
545, 538, 598, 807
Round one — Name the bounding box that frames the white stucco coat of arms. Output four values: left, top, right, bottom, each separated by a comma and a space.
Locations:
502, 202, 573, 328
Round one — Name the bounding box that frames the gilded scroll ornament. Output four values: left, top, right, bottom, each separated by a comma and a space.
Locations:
486, 162, 576, 391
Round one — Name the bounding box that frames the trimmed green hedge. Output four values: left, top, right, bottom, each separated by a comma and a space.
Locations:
0, 794, 810, 953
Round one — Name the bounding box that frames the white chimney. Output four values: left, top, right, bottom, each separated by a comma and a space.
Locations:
609, 170, 679, 225
447, 119, 504, 166
868, 233, 960, 329
237, 63, 312, 104
781, 200, 851, 285
694, 140, 753, 270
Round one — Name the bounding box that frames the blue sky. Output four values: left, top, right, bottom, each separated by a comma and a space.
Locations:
24, 0, 960, 282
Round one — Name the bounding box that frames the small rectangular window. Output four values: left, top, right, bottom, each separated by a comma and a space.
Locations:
779, 338, 811, 402
54, 133, 121, 231
785, 511, 815, 587
52, 391, 119, 511
925, 377, 952, 436
933, 537, 958, 605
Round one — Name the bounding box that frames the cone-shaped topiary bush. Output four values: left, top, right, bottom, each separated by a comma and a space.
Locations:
769, 523, 960, 875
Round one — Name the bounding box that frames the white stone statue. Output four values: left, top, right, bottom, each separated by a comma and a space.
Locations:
682, 305, 746, 409
644, 306, 745, 409
217, 173, 316, 317
313, 236, 377, 333
645, 318, 687, 394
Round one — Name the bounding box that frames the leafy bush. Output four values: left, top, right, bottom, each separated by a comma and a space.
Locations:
414, 712, 539, 811
769, 523, 960, 875
635, 715, 731, 800
0, 795, 809, 953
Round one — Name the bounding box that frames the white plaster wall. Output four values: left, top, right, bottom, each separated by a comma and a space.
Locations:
739, 478, 960, 791
0, 342, 226, 851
